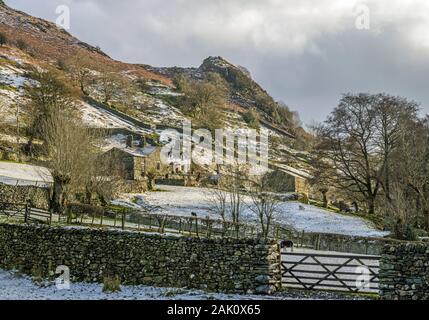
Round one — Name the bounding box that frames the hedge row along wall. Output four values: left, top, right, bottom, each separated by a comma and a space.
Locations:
0, 223, 281, 294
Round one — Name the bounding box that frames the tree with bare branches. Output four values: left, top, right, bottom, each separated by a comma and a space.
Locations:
313, 93, 418, 215
206, 164, 248, 235
248, 172, 283, 239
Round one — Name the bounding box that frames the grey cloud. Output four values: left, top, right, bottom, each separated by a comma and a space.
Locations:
6, 0, 429, 125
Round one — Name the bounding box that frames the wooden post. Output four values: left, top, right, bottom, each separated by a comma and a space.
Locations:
49, 209, 53, 226
121, 209, 125, 230
195, 217, 199, 237
301, 230, 305, 247
24, 202, 29, 223
206, 218, 210, 238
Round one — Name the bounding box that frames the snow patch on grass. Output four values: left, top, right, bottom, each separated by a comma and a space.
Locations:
0, 269, 281, 300
121, 185, 389, 238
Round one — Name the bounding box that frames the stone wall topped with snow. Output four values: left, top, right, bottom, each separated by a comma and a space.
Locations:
0, 223, 281, 294
380, 243, 429, 300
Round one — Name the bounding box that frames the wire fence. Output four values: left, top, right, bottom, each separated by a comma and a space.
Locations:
0, 201, 296, 240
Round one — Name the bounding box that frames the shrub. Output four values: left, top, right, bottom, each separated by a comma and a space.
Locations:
16, 39, 28, 51
31, 265, 44, 285
388, 217, 419, 241
243, 108, 260, 129
102, 275, 121, 293
0, 32, 8, 46
299, 193, 309, 205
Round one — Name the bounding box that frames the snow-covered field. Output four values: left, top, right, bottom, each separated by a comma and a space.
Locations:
120, 185, 388, 238
0, 269, 279, 301
0, 269, 367, 300
0, 161, 53, 187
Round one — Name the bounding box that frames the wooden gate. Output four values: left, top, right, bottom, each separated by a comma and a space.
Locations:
281, 250, 380, 293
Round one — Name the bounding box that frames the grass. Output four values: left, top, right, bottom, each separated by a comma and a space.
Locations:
162, 288, 189, 297
153, 93, 179, 105
0, 57, 19, 68
0, 159, 22, 164
0, 83, 17, 91
307, 199, 386, 230
102, 275, 122, 293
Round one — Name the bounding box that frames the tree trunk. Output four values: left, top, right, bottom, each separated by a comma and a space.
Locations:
368, 198, 375, 215
147, 177, 154, 191
85, 187, 92, 205
322, 191, 328, 208
51, 177, 65, 214
424, 209, 429, 232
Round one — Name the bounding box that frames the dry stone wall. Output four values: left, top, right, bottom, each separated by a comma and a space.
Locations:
380, 243, 429, 300
0, 223, 281, 294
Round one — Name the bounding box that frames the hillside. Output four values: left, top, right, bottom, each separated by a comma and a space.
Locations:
0, 2, 313, 174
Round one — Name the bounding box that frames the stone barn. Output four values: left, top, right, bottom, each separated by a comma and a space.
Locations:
269, 165, 312, 195
102, 146, 169, 182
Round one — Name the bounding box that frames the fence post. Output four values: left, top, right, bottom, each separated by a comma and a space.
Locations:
49, 209, 53, 225
24, 201, 30, 223
121, 209, 125, 230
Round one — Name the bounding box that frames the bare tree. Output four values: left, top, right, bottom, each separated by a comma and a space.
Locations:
42, 110, 98, 213
206, 164, 248, 235
61, 52, 96, 95
387, 116, 429, 233
248, 172, 282, 239
206, 185, 229, 236
84, 149, 124, 206
313, 93, 418, 214
178, 73, 227, 131
24, 68, 79, 151
97, 67, 123, 105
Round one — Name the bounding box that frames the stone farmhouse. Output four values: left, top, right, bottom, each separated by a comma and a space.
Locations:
101, 135, 201, 190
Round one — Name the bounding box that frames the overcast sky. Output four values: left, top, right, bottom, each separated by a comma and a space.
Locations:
6, 0, 429, 125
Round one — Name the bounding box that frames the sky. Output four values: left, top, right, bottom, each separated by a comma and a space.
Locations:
5, 0, 429, 125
